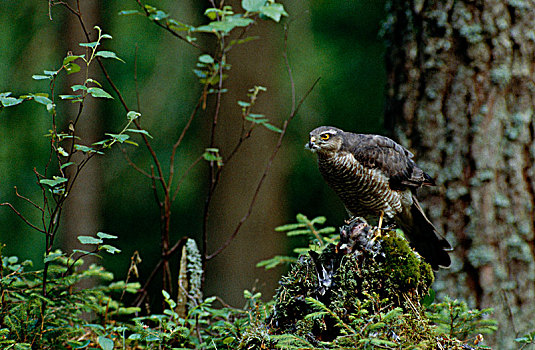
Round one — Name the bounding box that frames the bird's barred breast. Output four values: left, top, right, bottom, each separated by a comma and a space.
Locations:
318, 152, 403, 218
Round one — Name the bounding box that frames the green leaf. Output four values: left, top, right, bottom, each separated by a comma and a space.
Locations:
0, 95, 23, 107
65, 63, 81, 75
86, 78, 102, 87
97, 232, 118, 240
63, 55, 85, 65
88, 87, 113, 99
127, 111, 141, 120
263, 122, 282, 133
40, 176, 68, 187
60, 95, 83, 101
71, 85, 87, 92
101, 33, 112, 40
118, 9, 141, 15
78, 235, 103, 245
124, 140, 139, 146
74, 144, 104, 154
96, 50, 125, 63
105, 133, 130, 143
198, 54, 214, 64
100, 244, 121, 254
32, 95, 53, 105
149, 10, 169, 21
32, 75, 52, 80
260, 3, 288, 22
237, 100, 250, 107
126, 129, 153, 138
311, 216, 327, 224
61, 162, 75, 169
97, 336, 114, 350
275, 223, 303, 231
79, 41, 99, 48
242, 0, 266, 12
286, 229, 313, 236
196, 15, 254, 34
57, 147, 69, 156
44, 252, 65, 263
202, 149, 224, 167
162, 289, 171, 300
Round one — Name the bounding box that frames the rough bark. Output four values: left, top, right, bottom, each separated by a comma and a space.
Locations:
384, 0, 535, 347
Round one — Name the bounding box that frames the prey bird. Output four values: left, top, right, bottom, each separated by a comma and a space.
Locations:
306, 126, 452, 270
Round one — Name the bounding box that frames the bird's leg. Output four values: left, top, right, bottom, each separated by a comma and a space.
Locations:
369, 211, 384, 244
377, 210, 384, 234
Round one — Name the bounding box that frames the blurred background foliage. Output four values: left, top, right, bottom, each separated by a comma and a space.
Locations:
0, 0, 385, 306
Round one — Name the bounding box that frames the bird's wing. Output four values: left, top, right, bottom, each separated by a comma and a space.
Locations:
348, 134, 435, 190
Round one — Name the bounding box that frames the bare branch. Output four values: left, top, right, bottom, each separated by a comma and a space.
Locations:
0, 203, 46, 234
120, 147, 154, 179
172, 155, 203, 201
134, 237, 188, 307
207, 77, 321, 260
14, 186, 44, 213
169, 97, 203, 189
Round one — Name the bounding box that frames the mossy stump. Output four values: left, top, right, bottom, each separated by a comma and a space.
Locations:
266, 218, 458, 347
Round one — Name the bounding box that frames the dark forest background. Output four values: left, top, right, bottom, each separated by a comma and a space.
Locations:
2, 1, 534, 349
0, 1, 385, 304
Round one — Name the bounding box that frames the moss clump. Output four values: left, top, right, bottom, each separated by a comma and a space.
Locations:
264, 218, 484, 348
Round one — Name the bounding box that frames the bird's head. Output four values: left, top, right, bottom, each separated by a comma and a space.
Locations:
305, 126, 344, 155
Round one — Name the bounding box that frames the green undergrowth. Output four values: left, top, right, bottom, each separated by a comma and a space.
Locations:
1, 216, 499, 349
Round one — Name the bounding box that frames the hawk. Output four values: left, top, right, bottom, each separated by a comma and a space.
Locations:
306, 126, 451, 270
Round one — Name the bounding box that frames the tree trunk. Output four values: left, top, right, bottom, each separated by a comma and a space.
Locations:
203, 2, 286, 305
384, 0, 535, 348
61, 3, 102, 270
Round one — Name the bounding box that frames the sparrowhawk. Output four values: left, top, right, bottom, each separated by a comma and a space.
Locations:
306, 126, 452, 270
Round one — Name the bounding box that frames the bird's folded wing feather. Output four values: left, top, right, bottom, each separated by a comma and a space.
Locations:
347, 134, 435, 190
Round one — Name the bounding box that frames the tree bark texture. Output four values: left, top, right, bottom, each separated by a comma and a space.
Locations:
384, 0, 535, 347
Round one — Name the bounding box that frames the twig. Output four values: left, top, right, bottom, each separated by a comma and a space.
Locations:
134, 0, 201, 50
134, 237, 188, 307
134, 44, 141, 113
207, 77, 321, 260
0, 203, 46, 234
172, 156, 203, 202
205, 19, 320, 260
169, 97, 203, 189
120, 147, 153, 179
14, 186, 44, 213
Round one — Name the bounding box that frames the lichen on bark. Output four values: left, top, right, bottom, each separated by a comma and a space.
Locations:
384, 0, 535, 347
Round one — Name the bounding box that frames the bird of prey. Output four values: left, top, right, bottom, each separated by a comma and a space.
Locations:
306, 126, 451, 270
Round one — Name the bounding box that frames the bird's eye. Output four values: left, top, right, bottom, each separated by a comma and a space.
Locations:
320, 133, 330, 141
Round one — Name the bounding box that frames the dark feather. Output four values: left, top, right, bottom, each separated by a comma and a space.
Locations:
343, 134, 435, 190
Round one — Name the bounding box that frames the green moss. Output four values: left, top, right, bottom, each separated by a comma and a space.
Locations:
382, 233, 434, 293
268, 222, 436, 340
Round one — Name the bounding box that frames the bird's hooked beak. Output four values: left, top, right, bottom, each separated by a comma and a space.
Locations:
305, 136, 318, 152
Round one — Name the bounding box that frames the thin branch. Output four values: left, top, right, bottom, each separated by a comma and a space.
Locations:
134, 0, 201, 49
169, 97, 203, 189
202, 38, 226, 268
14, 186, 44, 213
172, 155, 203, 201
134, 237, 188, 307
134, 44, 141, 113
207, 77, 321, 260
0, 203, 46, 234
120, 147, 154, 179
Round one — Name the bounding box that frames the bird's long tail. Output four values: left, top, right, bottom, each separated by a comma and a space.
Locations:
396, 196, 452, 270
